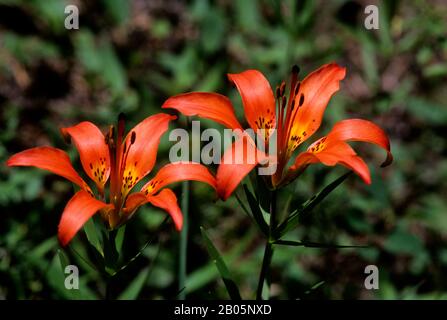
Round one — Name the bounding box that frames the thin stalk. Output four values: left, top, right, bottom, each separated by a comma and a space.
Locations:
104, 229, 118, 300
256, 190, 277, 300
256, 241, 273, 299
178, 115, 191, 300
178, 180, 190, 299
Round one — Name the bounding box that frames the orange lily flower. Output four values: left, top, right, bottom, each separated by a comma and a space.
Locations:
6, 114, 216, 246
163, 63, 392, 200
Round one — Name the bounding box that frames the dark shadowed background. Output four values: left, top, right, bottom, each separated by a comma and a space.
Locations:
0, 0, 446, 299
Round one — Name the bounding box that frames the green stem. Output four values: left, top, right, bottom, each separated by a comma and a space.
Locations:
104, 229, 117, 300
178, 180, 190, 299
256, 190, 277, 300
256, 241, 273, 300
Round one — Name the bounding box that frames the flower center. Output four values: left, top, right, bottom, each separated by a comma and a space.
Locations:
275, 65, 306, 161
105, 115, 138, 208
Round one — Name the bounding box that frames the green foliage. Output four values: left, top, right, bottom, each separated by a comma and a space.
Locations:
200, 227, 241, 300
0, 0, 446, 300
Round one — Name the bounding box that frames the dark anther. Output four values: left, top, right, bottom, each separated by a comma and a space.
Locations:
292, 65, 300, 75
281, 96, 287, 109
299, 94, 305, 106
130, 131, 136, 144
280, 81, 286, 97
275, 86, 281, 99
61, 130, 72, 145
118, 112, 126, 123
294, 82, 301, 96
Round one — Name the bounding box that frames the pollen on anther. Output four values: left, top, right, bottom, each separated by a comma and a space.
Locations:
292, 65, 300, 75
299, 94, 305, 106
130, 131, 136, 144
294, 82, 301, 96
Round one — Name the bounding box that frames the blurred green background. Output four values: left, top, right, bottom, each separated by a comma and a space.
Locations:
1, 0, 446, 299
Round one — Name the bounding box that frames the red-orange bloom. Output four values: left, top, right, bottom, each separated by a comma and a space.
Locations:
7, 114, 216, 246
163, 63, 392, 200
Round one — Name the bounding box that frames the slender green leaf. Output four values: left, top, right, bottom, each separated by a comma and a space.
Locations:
274, 240, 368, 249
115, 225, 126, 255
243, 184, 269, 236
185, 227, 254, 294
112, 217, 168, 276
200, 227, 242, 300
305, 281, 325, 295
103, 230, 119, 274
57, 249, 69, 272
50, 250, 97, 300
274, 172, 352, 238
46, 252, 74, 299
254, 173, 271, 214
117, 267, 150, 300
83, 218, 103, 256
178, 179, 190, 300
234, 191, 251, 218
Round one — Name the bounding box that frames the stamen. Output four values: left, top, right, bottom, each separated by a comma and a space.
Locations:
299, 93, 305, 107
116, 113, 125, 196
108, 125, 118, 204
290, 99, 296, 111
292, 65, 300, 76
119, 131, 137, 187
279, 81, 286, 97
294, 82, 301, 97
117, 114, 125, 149
288, 65, 299, 104
275, 86, 280, 99
130, 131, 136, 144
105, 126, 115, 147
281, 96, 287, 109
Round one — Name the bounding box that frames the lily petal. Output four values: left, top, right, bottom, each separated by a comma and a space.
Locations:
7, 146, 90, 192
326, 119, 393, 167
141, 162, 217, 196
216, 134, 267, 200
290, 140, 371, 184
61, 122, 110, 192
123, 192, 148, 218
162, 92, 243, 130
228, 70, 276, 135
287, 63, 346, 151
147, 188, 183, 231
58, 190, 109, 246
120, 113, 175, 196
